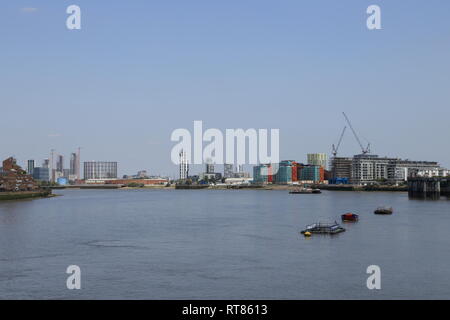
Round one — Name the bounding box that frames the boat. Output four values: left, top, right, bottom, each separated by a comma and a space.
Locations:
289, 187, 321, 194
300, 221, 346, 235
341, 213, 359, 222
374, 207, 393, 215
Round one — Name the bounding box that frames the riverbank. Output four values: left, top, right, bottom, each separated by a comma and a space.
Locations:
311, 184, 408, 192
49, 183, 409, 192
0, 190, 53, 201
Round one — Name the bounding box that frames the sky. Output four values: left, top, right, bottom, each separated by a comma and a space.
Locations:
1, 1, 450, 177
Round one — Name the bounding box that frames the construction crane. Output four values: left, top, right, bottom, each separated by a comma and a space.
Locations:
342, 112, 371, 155
332, 126, 347, 157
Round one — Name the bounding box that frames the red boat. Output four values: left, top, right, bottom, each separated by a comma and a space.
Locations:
341, 213, 359, 222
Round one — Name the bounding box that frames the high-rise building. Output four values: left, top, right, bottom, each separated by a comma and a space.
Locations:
83, 161, 117, 180
42, 159, 50, 168
307, 153, 328, 170
69, 151, 81, 180
27, 160, 35, 175
56, 155, 64, 173
69, 153, 77, 175
179, 150, 189, 180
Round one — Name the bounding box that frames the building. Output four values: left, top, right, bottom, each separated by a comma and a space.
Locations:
205, 158, 215, 174
388, 159, 441, 182
299, 165, 324, 183
307, 153, 328, 170
330, 157, 352, 180
106, 178, 169, 186
56, 155, 64, 173
275, 165, 292, 184
199, 172, 222, 182
83, 161, 118, 180
0, 157, 39, 191
179, 150, 189, 180
351, 154, 441, 185
351, 154, 391, 184
70, 153, 76, 175
253, 164, 271, 184
224, 163, 234, 178
27, 159, 35, 175
42, 159, 50, 168
32, 167, 50, 181
69, 152, 81, 181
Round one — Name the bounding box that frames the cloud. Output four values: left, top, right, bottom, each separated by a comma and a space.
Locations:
20, 7, 38, 13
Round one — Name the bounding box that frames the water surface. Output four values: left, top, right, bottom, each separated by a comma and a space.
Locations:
0, 189, 449, 299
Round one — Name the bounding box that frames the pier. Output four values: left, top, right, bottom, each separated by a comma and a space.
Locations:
407, 177, 450, 199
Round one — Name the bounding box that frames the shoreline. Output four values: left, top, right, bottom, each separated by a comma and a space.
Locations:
51, 184, 409, 192
0, 190, 54, 201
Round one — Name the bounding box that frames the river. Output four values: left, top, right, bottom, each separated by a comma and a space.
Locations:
0, 189, 449, 299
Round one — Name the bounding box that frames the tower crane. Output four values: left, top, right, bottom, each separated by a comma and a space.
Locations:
342, 112, 371, 155
332, 126, 347, 157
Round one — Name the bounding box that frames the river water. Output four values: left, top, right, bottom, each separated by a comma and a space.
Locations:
0, 189, 449, 299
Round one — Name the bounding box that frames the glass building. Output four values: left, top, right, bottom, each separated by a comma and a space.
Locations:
32, 167, 50, 181
27, 159, 35, 175
83, 161, 118, 180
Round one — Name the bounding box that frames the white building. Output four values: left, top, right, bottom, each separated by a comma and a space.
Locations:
179, 150, 189, 180
351, 154, 441, 185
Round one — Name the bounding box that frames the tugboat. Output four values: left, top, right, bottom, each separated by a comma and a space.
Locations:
300, 221, 346, 235
341, 213, 359, 222
374, 207, 393, 215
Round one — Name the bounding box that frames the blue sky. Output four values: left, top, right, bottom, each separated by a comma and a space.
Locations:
1, 1, 450, 177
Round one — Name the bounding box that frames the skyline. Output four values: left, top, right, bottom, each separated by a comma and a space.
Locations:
2, 0, 450, 176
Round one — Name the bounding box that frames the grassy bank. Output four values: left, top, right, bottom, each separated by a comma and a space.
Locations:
0, 190, 53, 201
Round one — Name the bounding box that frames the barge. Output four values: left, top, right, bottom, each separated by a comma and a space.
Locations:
289, 188, 321, 194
